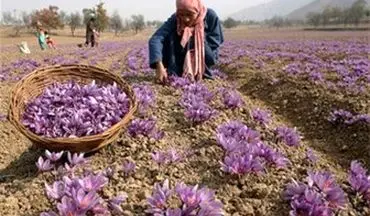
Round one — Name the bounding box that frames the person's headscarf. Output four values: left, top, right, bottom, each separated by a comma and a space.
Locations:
176, 0, 207, 80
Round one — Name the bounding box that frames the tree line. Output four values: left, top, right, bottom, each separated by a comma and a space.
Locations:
222, 0, 369, 29
0, 2, 157, 37
306, 0, 369, 27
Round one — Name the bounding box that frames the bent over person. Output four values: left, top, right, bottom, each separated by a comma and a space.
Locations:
149, 0, 224, 83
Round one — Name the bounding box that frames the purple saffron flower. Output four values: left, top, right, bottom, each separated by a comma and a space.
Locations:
67, 152, 86, 166
283, 180, 307, 201
152, 149, 184, 165
221, 154, 264, 175
348, 161, 370, 203
349, 161, 367, 177
57, 196, 79, 216
166, 208, 182, 216
108, 194, 127, 214
251, 108, 271, 126
167, 149, 182, 163
284, 171, 346, 216
45, 181, 66, 200
103, 166, 115, 178
147, 179, 172, 211
307, 171, 347, 209
122, 160, 136, 175
275, 126, 301, 147
133, 84, 156, 114
169, 76, 191, 89
146, 179, 223, 215
91, 203, 109, 215
128, 117, 163, 139
182, 99, 217, 124
216, 121, 260, 153
36, 156, 54, 172
182, 83, 214, 104
40, 211, 58, 216
152, 151, 168, 165
71, 189, 100, 212
175, 183, 201, 207
218, 88, 244, 109
306, 148, 318, 164
78, 173, 108, 192
45, 150, 64, 162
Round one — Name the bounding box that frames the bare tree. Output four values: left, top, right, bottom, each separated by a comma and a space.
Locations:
131, 14, 145, 34
110, 10, 123, 36
1, 11, 16, 25
306, 12, 321, 27
69, 12, 82, 37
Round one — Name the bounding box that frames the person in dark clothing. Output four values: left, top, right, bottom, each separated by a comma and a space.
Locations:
85, 17, 96, 47
149, 0, 224, 83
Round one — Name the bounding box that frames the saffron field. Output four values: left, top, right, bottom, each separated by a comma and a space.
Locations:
0, 29, 369, 216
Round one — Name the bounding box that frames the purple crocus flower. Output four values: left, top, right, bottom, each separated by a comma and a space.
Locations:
166, 208, 182, 216
122, 161, 136, 175
57, 196, 80, 216
306, 148, 318, 164
103, 166, 115, 179
45, 181, 66, 200
183, 100, 217, 124
91, 203, 109, 215
71, 189, 100, 213
78, 173, 108, 192
284, 171, 346, 216
152, 151, 168, 165
169, 76, 191, 89
146, 179, 223, 215
40, 211, 59, 216
133, 84, 156, 114
218, 88, 244, 109
216, 121, 260, 153
221, 154, 264, 175
36, 156, 54, 172
128, 117, 164, 140
45, 150, 64, 162
348, 161, 370, 203
307, 171, 347, 209
147, 179, 172, 211
152, 149, 184, 165
275, 126, 301, 147
183, 83, 214, 102
251, 108, 271, 126
67, 152, 86, 166
108, 194, 127, 214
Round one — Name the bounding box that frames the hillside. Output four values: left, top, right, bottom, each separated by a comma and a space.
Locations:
287, 0, 370, 20
229, 0, 314, 21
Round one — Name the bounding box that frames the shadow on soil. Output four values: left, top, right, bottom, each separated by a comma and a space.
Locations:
0, 146, 42, 183
235, 71, 370, 169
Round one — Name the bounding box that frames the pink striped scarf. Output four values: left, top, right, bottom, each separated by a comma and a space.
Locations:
176, 0, 207, 81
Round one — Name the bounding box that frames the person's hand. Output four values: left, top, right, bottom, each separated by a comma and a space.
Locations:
156, 62, 168, 84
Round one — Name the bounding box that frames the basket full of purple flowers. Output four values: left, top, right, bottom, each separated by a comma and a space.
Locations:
9, 64, 137, 152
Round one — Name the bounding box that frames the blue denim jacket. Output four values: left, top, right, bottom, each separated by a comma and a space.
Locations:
149, 9, 224, 79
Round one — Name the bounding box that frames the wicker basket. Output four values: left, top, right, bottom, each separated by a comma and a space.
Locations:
9, 64, 137, 153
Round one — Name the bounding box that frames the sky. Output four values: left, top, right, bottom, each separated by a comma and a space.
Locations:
0, 0, 273, 20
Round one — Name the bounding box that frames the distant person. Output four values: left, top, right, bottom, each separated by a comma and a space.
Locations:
45, 31, 56, 49
149, 0, 224, 83
36, 28, 47, 50
85, 17, 96, 47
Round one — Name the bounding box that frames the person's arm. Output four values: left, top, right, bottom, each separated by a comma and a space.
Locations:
204, 9, 224, 66
149, 14, 177, 69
